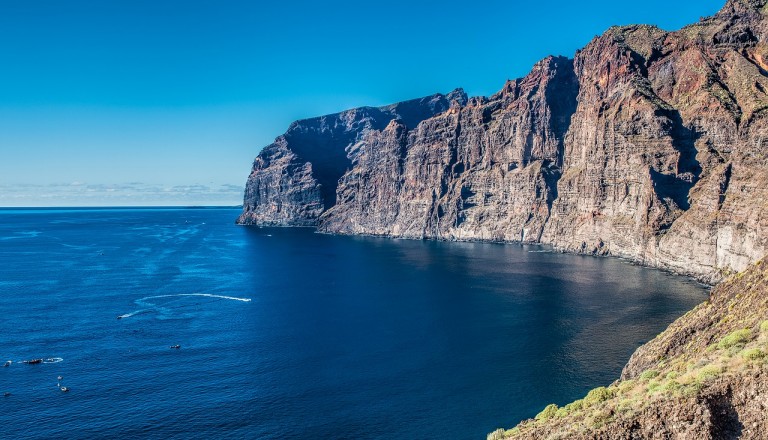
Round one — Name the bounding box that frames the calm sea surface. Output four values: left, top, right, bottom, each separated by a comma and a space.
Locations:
0, 208, 706, 439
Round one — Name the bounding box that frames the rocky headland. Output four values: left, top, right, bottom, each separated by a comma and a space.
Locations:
239, 0, 768, 285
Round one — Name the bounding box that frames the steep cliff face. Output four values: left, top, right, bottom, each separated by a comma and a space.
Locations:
240, 0, 768, 282
318, 56, 577, 242
237, 90, 467, 226
542, 1, 768, 282
489, 257, 768, 440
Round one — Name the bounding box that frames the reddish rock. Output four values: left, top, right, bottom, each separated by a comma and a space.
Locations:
239, 0, 768, 283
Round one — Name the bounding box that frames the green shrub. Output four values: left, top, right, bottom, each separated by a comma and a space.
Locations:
563, 399, 584, 412
741, 348, 766, 361
681, 380, 703, 397
617, 379, 636, 394
639, 369, 659, 380
647, 380, 661, 393
760, 320, 768, 333
584, 387, 614, 406
617, 397, 637, 413
725, 344, 743, 358
535, 404, 559, 421
696, 365, 723, 382
665, 371, 679, 380
717, 328, 752, 349
660, 380, 681, 393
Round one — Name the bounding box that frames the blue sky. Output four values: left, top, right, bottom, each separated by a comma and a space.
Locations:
0, 0, 724, 206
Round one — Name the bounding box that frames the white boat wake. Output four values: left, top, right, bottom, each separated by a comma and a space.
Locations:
8, 357, 64, 365
118, 293, 251, 320
140, 293, 252, 302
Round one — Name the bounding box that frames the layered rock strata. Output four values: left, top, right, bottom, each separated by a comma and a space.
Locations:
237, 90, 467, 226
239, 0, 768, 283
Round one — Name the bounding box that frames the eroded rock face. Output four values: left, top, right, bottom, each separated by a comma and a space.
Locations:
542, 1, 768, 282
236, 90, 467, 226
240, 0, 768, 282
317, 56, 577, 243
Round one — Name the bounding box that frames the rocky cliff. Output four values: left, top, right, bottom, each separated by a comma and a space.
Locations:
237, 90, 467, 226
489, 257, 768, 440
239, 0, 768, 283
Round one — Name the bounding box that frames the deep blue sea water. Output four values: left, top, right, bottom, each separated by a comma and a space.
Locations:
0, 207, 707, 439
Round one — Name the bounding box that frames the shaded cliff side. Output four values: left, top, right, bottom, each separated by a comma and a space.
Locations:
489, 256, 768, 439
239, 0, 768, 283
237, 90, 467, 226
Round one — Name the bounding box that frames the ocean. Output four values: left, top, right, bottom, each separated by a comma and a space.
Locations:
0, 207, 707, 439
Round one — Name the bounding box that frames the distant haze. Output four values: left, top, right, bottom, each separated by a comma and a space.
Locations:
0, 0, 723, 206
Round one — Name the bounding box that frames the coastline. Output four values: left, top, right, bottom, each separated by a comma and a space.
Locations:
241, 221, 718, 287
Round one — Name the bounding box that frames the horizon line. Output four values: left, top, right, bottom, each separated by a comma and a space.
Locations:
0, 205, 243, 210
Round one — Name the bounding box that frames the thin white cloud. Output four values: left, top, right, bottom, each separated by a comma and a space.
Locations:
0, 182, 244, 207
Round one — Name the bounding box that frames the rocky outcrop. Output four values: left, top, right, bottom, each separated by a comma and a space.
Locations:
237, 90, 467, 226
489, 257, 768, 440
239, 0, 768, 283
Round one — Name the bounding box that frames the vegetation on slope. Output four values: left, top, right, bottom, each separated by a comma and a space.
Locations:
489, 257, 768, 439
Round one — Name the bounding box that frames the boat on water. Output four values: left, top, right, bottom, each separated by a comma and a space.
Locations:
170, 345, 181, 349
22, 359, 43, 365
2, 361, 10, 367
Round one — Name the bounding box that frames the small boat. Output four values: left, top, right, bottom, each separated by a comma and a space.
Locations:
22, 359, 43, 365
57, 376, 63, 380
2, 360, 10, 367
60, 387, 69, 392
170, 345, 181, 349
3, 392, 10, 397
117, 315, 123, 319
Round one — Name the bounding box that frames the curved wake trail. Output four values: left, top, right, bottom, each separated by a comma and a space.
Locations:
118, 293, 251, 320
141, 293, 251, 302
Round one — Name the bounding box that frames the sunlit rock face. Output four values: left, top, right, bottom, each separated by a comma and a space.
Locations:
240, 0, 768, 283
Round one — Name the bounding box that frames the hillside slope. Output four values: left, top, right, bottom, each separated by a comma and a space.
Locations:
489, 256, 768, 439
